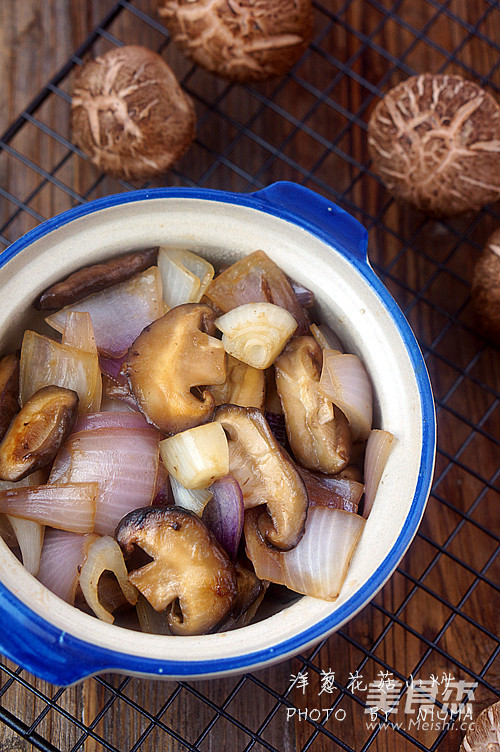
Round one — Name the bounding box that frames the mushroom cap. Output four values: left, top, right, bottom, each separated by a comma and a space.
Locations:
157, 0, 313, 82
70, 45, 196, 180
471, 228, 500, 345
460, 700, 500, 752
368, 73, 500, 217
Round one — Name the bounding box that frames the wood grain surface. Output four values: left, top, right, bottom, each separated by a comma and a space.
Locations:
0, 1, 498, 751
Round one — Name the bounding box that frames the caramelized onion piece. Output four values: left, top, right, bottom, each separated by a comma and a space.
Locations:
275, 336, 351, 474
116, 506, 237, 635
297, 466, 364, 514
0, 386, 79, 482
79, 536, 138, 623
36, 248, 158, 310
125, 304, 226, 434
214, 405, 308, 551
0, 352, 20, 442
0, 482, 97, 533
204, 250, 310, 334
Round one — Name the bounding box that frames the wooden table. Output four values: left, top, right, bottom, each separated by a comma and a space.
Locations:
0, 2, 498, 751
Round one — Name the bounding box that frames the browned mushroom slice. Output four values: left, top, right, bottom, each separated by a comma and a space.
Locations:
116, 506, 237, 635
36, 248, 158, 310
213, 405, 308, 551
274, 336, 351, 474
125, 303, 226, 434
0, 352, 20, 442
0, 386, 79, 482
218, 561, 268, 631
204, 250, 310, 334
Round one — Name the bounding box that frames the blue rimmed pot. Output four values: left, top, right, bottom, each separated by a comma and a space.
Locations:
0, 181, 436, 685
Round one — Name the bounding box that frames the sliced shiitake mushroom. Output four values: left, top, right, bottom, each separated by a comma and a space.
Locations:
0, 386, 79, 482
208, 354, 266, 410
36, 248, 158, 310
218, 561, 268, 631
116, 506, 237, 635
125, 303, 226, 434
0, 352, 20, 441
460, 700, 500, 752
274, 336, 351, 474
213, 404, 308, 551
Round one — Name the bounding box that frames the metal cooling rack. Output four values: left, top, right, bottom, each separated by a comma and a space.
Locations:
0, 1, 499, 750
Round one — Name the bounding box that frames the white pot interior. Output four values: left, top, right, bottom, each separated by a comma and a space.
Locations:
0, 197, 426, 675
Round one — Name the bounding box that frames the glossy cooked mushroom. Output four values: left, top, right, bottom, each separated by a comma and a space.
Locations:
274, 336, 351, 474
0, 352, 20, 442
0, 386, 79, 482
125, 303, 226, 434
116, 506, 237, 635
36, 248, 159, 310
213, 404, 308, 551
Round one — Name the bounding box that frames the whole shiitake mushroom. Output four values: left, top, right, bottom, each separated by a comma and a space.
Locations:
157, 0, 313, 82
71, 45, 196, 180
368, 73, 500, 217
471, 228, 500, 345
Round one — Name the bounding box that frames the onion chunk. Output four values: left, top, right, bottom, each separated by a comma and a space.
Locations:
216, 302, 297, 370
160, 422, 229, 490
79, 536, 138, 623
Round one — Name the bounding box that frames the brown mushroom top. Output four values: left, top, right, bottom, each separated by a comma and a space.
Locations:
274, 336, 351, 474
214, 404, 308, 551
157, 0, 313, 83
471, 228, 500, 345
368, 73, 500, 217
70, 46, 196, 180
0, 386, 79, 482
125, 303, 226, 434
116, 506, 237, 635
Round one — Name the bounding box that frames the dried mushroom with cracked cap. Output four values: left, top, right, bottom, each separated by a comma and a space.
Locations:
71, 46, 196, 180
116, 506, 237, 635
125, 303, 226, 434
274, 336, 351, 474
368, 73, 500, 217
213, 404, 308, 551
471, 228, 500, 346
157, 0, 313, 83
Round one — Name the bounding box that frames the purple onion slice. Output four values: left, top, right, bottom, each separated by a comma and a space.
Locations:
202, 475, 244, 561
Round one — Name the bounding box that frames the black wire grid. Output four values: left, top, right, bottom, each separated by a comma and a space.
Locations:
0, 1, 499, 750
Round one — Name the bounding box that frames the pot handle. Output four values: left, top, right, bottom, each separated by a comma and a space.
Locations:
252, 181, 368, 265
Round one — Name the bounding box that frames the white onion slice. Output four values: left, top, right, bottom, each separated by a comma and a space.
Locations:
160, 422, 229, 490
7, 517, 44, 576
245, 507, 365, 601
363, 429, 395, 519
158, 247, 214, 308
20, 331, 102, 414
320, 351, 373, 441
0, 470, 46, 574
59, 426, 160, 535
169, 475, 212, 515
45, 267, 165, 358
310, 323, 344, 352
215, 302, 297, 370
79, 536, 138, 623
0, 483, 98, 533
37, 529, 97, 604
281, 508, 365, 600
62, 311, 98, 354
